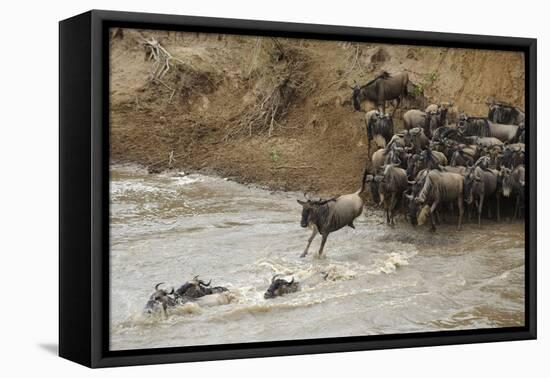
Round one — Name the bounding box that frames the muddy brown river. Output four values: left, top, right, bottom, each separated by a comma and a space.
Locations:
109, 165, 525, 351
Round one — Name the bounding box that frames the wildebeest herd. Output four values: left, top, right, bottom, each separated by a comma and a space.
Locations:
144, 71, 526, 317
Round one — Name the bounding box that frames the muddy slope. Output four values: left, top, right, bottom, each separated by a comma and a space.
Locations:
109, 28, 525, 196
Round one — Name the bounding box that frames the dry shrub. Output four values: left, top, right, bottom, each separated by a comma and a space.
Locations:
142, 37, 220, 105
225, 43, 313, 140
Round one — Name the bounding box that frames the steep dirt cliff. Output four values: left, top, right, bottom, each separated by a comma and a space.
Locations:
109, 28, 525, 196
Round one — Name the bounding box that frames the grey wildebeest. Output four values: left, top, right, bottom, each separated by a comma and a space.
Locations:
464, 166, 500, 225
426, 107, 450, 137
144, 283, 176, 316
450, 148, 474, 167
352, 71, 409, 114
458, 116, 520, 143
377, 163, 408, 225
403, 127, 430, 152
365, 111, 394, 150
500, 165, 525, 219
411, 170, 465, 232
403, 109, 429, 136
264, 275, 300, 299
487, 102, 525, 125
297, 168, 368, 258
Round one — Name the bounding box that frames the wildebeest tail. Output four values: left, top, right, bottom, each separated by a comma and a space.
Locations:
360, 164, 369, 194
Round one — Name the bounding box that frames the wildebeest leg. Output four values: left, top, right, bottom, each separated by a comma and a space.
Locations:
300, 228, 318, 258
318, 233, 329, 258
429, 201, 439, 232
390, 193, 397, 226
496, 193, 501, 222
392, 97, 401, 117
348, 221, 355, 229
477, 195, 484, 227
457, 197, 464, 230
514, 195, 520, 219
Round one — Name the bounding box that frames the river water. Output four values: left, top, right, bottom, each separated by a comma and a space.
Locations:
109, 164, 525, 351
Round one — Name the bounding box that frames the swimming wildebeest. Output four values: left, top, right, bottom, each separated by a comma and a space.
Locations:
144, 283, 176, 315
377, 163, 408, 225
464, 166, 500, 225
500, 165, 525, 219
264, 274, 300, 299
175, 276, 228, 303
351, 71, 409, 114
365, 111, 394, 150
297, 167, 369, 258
408, 170, 465, 232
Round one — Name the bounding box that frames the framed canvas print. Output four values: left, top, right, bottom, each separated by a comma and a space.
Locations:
59, 10, 536, 368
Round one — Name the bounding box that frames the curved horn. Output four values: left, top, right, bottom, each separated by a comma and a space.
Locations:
271, 274, 282, 283
155, 282, 164, 291
199, 279, 212, 287
169, 287, 174, 295
289, 277, 295, 285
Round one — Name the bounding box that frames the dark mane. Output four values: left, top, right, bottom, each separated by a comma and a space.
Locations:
363, 71, 391, 88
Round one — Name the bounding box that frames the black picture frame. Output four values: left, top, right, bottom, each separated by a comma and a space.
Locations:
59, 9, 537, 368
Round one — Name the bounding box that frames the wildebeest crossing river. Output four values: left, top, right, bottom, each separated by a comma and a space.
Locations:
110, 164, 525, 351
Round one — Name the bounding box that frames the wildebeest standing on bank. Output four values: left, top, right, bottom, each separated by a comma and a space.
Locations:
352, 71, 409, 114
365, 111, 394, 150
487, 101, 525, 125
297, 168, 369, 258
377, 163, 408, 225
458, 116, 520, 143
500, 165, 525, 219
464, 166, 500, 225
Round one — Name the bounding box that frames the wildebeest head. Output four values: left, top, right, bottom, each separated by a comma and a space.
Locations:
406, 154, 422, 178
500, 167, 514, 197
351, 83, 362, 111
264, 274, 299, 299
144, 283, 175, 315
297, 196, 336, 228
364, 174, 380, 204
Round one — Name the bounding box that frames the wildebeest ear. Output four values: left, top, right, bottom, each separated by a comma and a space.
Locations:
297, 199, 306, 206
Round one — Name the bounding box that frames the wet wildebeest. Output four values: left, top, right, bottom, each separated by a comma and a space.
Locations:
297, 168, 368, 258
352, 71, 409, 114
264, 274, 300, 299
366, 111, 394, 150
464, 166, 500, 225
409, 170, 465, 232
457, 116, 520, 143
377, 163, 408, 225
175, 276, 228, 303
144, 283, 176, 315
500, 165, 525, 219
487, 101, 525, 125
